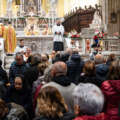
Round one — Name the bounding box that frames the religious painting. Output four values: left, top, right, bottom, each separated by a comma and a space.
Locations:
110, 12, 117, 24
24, 0, 38, 15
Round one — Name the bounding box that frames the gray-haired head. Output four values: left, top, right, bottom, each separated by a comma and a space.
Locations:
73, 83, 104, 115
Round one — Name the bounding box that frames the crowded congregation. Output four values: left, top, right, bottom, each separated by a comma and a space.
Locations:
0, 0, 120, 120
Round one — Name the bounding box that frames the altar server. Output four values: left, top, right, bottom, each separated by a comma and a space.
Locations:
52, 20, 64, 52
15, 39, 27, 54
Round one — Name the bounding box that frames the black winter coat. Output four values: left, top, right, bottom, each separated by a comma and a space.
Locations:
78, 74, 103, 87
34, 112, 75, 120
24, 65, 40, 89
0, 66, 8, 85
96, 64, 109, 82
9, 61, 27, 85
5, 86, 33, 114
66, 54, 84, 84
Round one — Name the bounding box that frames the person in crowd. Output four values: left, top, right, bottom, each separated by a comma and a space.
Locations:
32, 57, 49, 93
0, 59, 8, 86
0, 84, 6, 99
24, 53, 42, 89
52, 52, 61, 63
49, 50, 56, 63
106, 53, 116, 66
33, 65, 53, 110
94, 54, 109, 82
78, 60, 102, 87
41, 53, 50, 66
60, 52, 70, 63
73, 83, 105, 120
89, 47, 99, 60
9, 52, 27, 85
15, 39, 27, 54
0, 98, 29, 120
106, 60, 120, 80
66, 49, 84, 84
26, 55, 32, 68
35, 86, 75, 120
65, 48, 73, 57
5, 75, 33, 119
33, 64, 53, 94
42, 61, 76, 112
101, 60, 120, 120
0, 60, 8, 98
45, 53, 50, 62
23, 47, 32, 62
52, 20, 65, 52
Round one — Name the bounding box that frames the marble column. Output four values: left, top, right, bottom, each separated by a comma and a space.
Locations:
7, 0, 13, 20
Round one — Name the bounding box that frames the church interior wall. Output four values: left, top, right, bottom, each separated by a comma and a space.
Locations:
107, 0, 120, 34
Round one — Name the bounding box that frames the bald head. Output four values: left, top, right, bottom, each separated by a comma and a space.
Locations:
66, 48, 73, 56
51, 62, 67, 77
95, 54, 104, 64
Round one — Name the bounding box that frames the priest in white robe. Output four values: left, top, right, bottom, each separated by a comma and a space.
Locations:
52, 20, 64, 52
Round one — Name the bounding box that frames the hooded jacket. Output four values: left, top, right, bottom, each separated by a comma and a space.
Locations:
66, 54, 84, 84
101, 80, 120, 120
96, 64, 109, 82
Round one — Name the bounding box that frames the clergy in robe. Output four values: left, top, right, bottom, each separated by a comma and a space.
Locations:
0, 21, 5, 66
4, 21, 17, 54
52, 20, 64, 52
0, 22, 5, 37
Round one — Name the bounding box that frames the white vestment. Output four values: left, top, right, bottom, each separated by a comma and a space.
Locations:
52, 24, 64, 42
15, 46, 27, 53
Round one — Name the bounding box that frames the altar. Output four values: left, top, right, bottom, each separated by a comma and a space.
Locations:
17, 35, 53, 54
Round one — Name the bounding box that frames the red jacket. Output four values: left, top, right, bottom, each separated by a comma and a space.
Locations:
101, 80, 120, 120
74, 113, 105, 120
33, 84, 43, 110
74, 80, 120, 120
